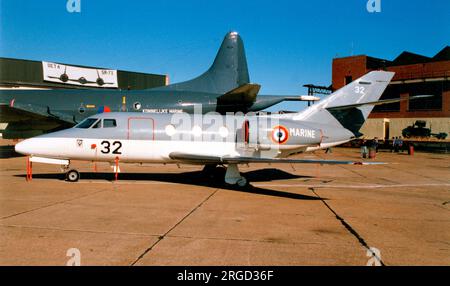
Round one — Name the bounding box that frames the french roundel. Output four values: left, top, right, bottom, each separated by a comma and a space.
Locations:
272, 125, 289, 144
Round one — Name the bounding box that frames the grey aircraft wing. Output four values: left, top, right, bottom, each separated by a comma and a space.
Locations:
169, 152, 385, 165
0, 100, 75, 124
0, 100, 76, 138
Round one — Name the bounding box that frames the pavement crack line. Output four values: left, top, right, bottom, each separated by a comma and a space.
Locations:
384, 164, 450, 184
0, 188, 110, 220
130, 189, 219, 266
309, 187, 386, 266
0, 224, 161, 238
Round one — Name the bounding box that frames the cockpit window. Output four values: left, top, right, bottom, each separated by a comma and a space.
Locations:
75, 118, 99, 129
92, 120, 102, 129
103, 119, 117, 128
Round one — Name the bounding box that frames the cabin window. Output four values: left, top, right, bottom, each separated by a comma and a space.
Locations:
103, 119, 117, 128
75, 118, 99, 129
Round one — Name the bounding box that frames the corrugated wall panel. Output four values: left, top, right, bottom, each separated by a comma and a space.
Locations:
0, 57, 166, 90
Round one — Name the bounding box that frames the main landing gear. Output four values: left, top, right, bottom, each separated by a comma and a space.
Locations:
202, 164, 248, 188
225, 164, 248, 188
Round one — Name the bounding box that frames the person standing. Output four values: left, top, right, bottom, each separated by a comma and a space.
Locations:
398, 136, 404, 153
394, 137, 400, 153
373, 137, 379, 153
361, 139, 368, 158
391, 137, 396, 153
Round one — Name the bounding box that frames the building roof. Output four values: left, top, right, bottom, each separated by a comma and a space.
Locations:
432, 46, 450, 61
390, 51, 431, 66
335, 46, 450, 68
366, 56, 391, 69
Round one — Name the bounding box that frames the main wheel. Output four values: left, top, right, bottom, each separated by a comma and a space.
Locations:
236, 177, 248, 188
66, 169, 80, 182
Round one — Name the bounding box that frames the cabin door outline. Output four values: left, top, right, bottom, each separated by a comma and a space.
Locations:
237, 118, 259, 149
127, 117, 155, 140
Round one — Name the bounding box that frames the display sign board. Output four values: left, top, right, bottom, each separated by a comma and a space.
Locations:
42, 61, 118, 88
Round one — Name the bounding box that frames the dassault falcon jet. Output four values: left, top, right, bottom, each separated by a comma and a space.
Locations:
16, 71, 399, 187
0, 32, 318, 139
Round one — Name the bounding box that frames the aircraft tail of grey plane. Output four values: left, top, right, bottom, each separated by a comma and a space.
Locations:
158, 31, 250, 94
294, 71, 395, 137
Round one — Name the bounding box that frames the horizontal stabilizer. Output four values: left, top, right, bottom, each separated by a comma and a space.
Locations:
258, 95, 320, 102
169, 152, 385, 165
288, 95, 321, 101
217, 83, 261, 104
326, 94, 434, 111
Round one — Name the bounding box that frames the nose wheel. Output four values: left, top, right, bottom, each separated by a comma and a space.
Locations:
65, 169, 80, 182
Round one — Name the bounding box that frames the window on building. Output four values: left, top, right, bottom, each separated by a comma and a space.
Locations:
373, 85, 400, 112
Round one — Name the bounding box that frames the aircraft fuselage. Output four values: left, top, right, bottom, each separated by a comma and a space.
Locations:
15, 112, 353, 164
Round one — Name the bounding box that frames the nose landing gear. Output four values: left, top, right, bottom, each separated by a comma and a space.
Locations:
65, 169, 80, 182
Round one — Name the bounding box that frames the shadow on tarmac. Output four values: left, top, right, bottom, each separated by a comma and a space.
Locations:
0, 146, 23, 158
15, 168, 324, 201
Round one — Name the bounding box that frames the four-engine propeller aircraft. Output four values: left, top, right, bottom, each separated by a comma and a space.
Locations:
16, 71, 396, 187
0, 32, 318, 139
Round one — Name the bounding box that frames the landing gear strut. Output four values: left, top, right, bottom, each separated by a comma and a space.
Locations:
225, 164, 248, 188
202, 164, 226, 180
66, 169, 80, 182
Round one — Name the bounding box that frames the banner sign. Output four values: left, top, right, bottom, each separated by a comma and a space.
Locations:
42, 61, 118, 88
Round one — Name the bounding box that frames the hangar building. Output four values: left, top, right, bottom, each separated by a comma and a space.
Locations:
332, 46, 450, 140
0, 57, 168, 90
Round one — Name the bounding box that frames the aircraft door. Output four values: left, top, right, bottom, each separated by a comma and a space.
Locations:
247, 118, 259, 149
127, 117, 154, 140
238, 118, 259, 149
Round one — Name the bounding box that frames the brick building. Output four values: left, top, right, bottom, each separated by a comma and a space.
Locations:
332, 46, 450, 140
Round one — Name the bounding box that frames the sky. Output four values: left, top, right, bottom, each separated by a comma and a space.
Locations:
1, 0, 449, 111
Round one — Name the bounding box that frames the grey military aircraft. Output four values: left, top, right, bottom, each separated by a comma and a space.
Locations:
0, 32, 318, 139
16, 71, 398, 187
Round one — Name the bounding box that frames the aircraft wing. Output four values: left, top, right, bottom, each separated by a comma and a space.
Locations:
169, 152, 384, 165
0, 100, 75, 124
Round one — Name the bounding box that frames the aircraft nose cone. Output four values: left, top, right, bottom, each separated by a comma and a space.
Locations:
15, 139, 34, 155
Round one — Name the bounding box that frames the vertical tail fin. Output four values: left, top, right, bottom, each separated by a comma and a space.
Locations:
295, 71, 395, 136
162, 32, 249, 94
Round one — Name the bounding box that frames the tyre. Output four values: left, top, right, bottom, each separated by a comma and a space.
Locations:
236, 177, 248, 188
66, 169, 80, 182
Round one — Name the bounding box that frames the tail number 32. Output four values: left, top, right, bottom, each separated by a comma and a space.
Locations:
101, 141, 122, 155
